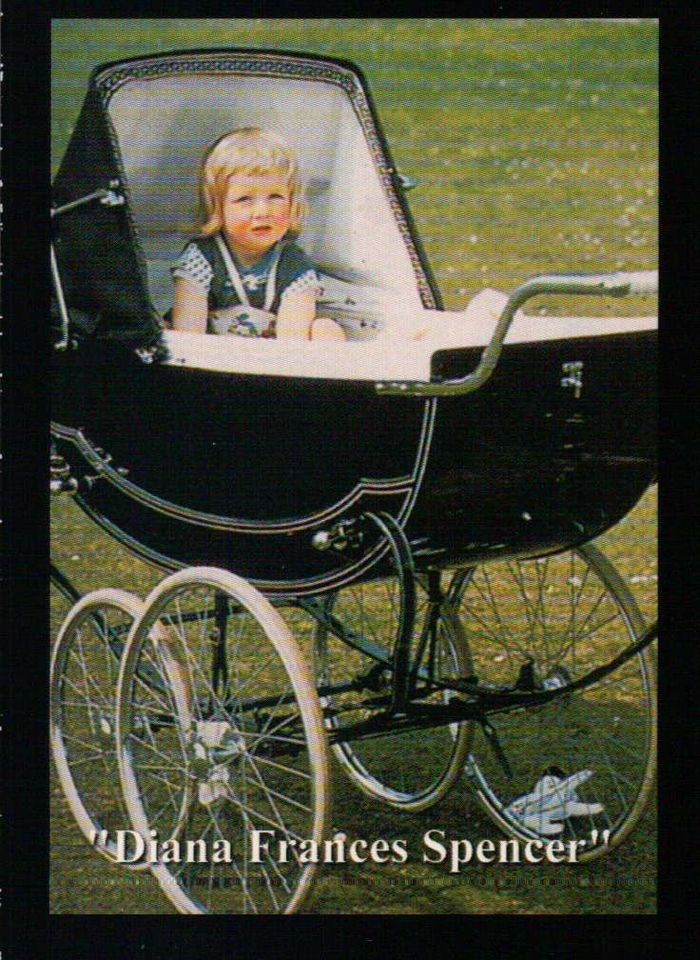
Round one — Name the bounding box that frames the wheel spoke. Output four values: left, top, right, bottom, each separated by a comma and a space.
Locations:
453, 545, 656, 860
116, 571, 327, 913
314, 573, 472, 811
51, 592, 144, 864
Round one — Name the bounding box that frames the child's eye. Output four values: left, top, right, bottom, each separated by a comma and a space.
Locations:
269, 193, 287, 201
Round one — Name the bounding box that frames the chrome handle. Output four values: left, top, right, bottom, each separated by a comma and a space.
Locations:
375, 269, 657, 398
618, 270, 658, 296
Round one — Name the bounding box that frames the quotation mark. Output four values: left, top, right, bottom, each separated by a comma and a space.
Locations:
590, 829, 611, 847
90, 829, 109, 848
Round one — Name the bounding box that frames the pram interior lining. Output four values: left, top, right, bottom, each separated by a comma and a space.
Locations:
160, 313, 657, 381
107, 70, 425, 334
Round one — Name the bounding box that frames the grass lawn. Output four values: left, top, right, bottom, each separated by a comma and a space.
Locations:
51, 18, 657, 914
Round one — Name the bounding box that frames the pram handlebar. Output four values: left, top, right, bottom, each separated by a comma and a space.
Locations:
620, 270, 658, 296
375, 269, 658, 397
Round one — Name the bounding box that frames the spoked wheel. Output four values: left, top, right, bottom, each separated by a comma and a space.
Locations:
449, 543, 657, 860
50, 588, 149, 867
314, 574, 472, 811
116, 567, 330, 914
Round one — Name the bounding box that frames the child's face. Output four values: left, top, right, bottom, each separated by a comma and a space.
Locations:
222, 171, 292, 264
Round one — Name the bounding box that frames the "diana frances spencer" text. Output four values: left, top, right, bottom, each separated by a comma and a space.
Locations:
93, 828, 595, 872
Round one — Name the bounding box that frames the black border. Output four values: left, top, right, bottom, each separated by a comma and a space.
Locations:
3, 5, 686, 959
3, 3, 52, 958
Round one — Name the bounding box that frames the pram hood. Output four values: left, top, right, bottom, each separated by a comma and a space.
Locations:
52, 49, 441, 347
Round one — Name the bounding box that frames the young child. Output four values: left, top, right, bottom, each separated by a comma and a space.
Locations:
171, 127, 345, 340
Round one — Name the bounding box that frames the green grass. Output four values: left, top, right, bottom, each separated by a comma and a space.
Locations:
51, 18, 657, 914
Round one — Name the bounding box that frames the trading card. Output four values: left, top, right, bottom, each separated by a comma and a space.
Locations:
47, 18, 658, 918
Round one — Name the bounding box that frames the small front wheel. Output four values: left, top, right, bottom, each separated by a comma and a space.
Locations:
315, 574, 473, 811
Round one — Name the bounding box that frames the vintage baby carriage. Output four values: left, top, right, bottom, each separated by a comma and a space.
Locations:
50, 48, 658, 913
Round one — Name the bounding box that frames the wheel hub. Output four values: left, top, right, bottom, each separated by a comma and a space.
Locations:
96, 712, 114, 743
189, 720, 246, 807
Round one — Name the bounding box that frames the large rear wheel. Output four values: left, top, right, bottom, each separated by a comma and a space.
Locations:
449, 543, 656, 860
116, 567, 330, 914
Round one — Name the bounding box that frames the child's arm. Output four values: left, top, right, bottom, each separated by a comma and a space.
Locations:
275, 290, 317, 339
172, 278, 209, 333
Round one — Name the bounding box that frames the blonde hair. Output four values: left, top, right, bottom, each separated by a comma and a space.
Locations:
199, 127, 306, 238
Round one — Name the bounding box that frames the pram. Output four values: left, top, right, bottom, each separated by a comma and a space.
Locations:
50, 49, 657, 913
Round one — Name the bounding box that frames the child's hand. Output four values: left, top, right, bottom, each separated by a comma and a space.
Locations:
311, 317, 347, 341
